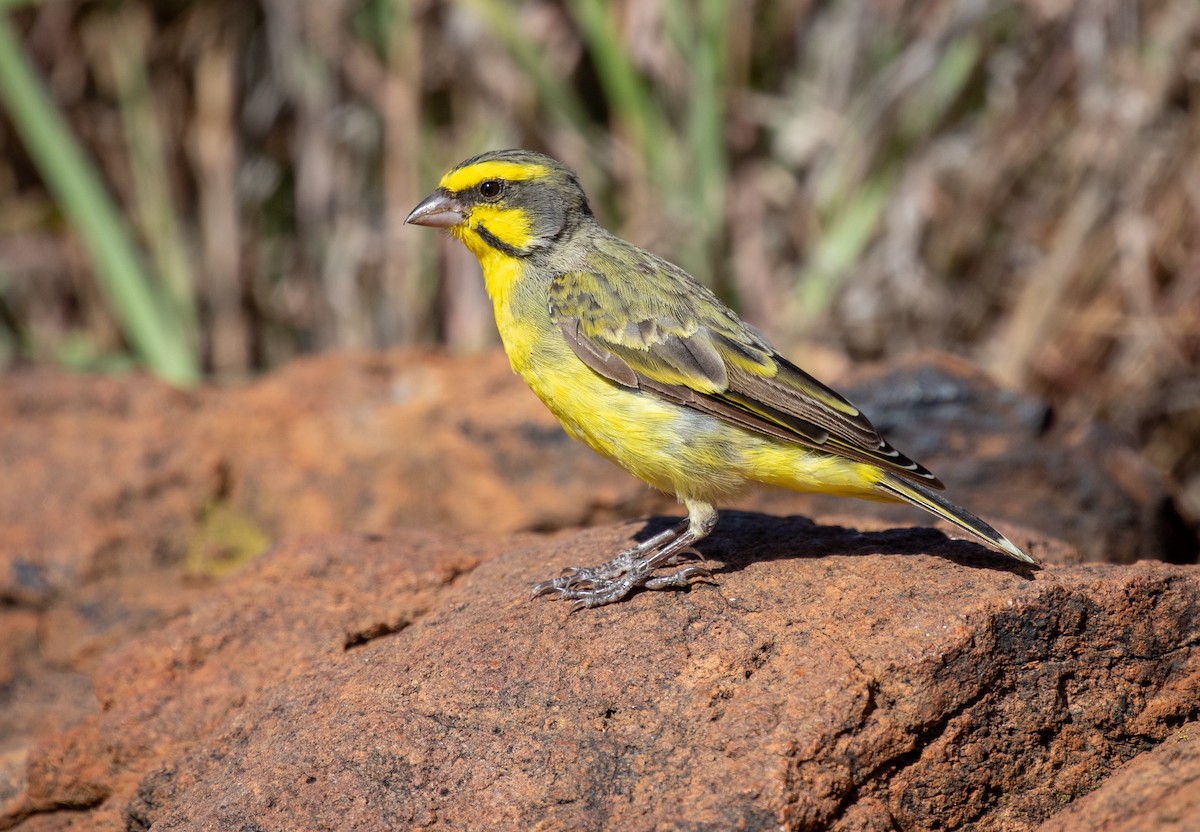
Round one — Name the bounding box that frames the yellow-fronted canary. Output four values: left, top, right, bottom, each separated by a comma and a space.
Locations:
406, 149, 1034, 609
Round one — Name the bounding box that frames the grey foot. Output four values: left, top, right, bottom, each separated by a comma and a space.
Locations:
531, 503, 719, 610
531, 545, 711, 610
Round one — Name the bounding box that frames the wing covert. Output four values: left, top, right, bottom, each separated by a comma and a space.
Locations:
548, 262, 942, 487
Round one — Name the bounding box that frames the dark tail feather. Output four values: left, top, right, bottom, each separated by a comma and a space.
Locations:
876, 475, 1036, 565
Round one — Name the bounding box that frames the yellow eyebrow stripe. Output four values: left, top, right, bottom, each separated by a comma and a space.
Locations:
439, 160, 548, 193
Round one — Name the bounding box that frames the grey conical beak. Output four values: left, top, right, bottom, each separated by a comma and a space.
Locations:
404, 189, 465, 228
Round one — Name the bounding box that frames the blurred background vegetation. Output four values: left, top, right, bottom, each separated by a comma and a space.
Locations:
0, 0, 1198, 520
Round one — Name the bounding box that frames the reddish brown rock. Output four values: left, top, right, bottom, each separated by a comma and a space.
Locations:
1035, 724, 1200, 832
2, 517, 1195, 831
0, 351, 626, 760
1, 350, 1191, 611
0, 351, 1195, 829
836, 356, 1197, 566
0, 350, 639, 607
0, 374, 211, 603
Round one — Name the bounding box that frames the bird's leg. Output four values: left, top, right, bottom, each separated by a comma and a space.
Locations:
531, 501, 718, 609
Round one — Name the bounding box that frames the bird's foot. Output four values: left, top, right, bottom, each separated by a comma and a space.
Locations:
531, 544, 710, 610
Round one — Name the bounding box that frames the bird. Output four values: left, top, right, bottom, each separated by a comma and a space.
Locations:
405, 149, 1035, 609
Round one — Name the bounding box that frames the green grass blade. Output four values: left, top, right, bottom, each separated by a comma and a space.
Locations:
670, 0, 730, 234
566, 0, 670, 178
796, 169, 898, 318
0, 13, 198, 384
456, 0, 594, 137
102, 10, 199, 348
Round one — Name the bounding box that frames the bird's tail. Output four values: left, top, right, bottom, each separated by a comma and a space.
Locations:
875, 475, 1036, 565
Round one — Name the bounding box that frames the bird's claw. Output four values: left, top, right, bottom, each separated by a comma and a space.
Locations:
644, 564, 712, 590
531, 545, 711, 609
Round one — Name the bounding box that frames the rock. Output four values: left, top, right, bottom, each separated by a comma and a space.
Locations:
0, 373, 211, 604
1034, 724, 1200, 832
0, 352, 623, 760
2, 517, 1196, 831
838, 355, 1198, 566
1, 351, 1192, 612
0, 351, 635, 607
0, 350, 1195, 828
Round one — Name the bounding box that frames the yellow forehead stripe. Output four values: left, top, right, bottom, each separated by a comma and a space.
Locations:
439, 160, 548, 193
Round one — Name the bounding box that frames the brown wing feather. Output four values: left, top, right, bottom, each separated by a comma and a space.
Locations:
549, 255, 943, 489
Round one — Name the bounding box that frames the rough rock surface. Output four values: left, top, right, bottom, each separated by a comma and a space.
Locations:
838, 356, 1197, 566
2, 516, 1197, 831
1035, 722, 1199, 832
0, 351, 620, 761
1, 350, 1197, 830
1, 351, 1191, 611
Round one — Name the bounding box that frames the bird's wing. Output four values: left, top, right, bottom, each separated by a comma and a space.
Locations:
548, 247, 943, 488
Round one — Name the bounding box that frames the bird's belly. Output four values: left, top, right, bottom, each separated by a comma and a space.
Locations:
498, 315, 885, 504
498, 328, 736, 500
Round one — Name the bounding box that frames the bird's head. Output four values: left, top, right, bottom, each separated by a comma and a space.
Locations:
405, 149, 592, 261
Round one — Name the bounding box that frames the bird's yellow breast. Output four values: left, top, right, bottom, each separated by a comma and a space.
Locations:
468, 239, 526, 309
483, 260, 727, 499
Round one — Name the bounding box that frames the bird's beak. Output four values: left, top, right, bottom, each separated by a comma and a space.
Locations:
404, 189, 465, 228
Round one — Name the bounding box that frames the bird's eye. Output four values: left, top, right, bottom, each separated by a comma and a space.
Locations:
478, 180, 503, 199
